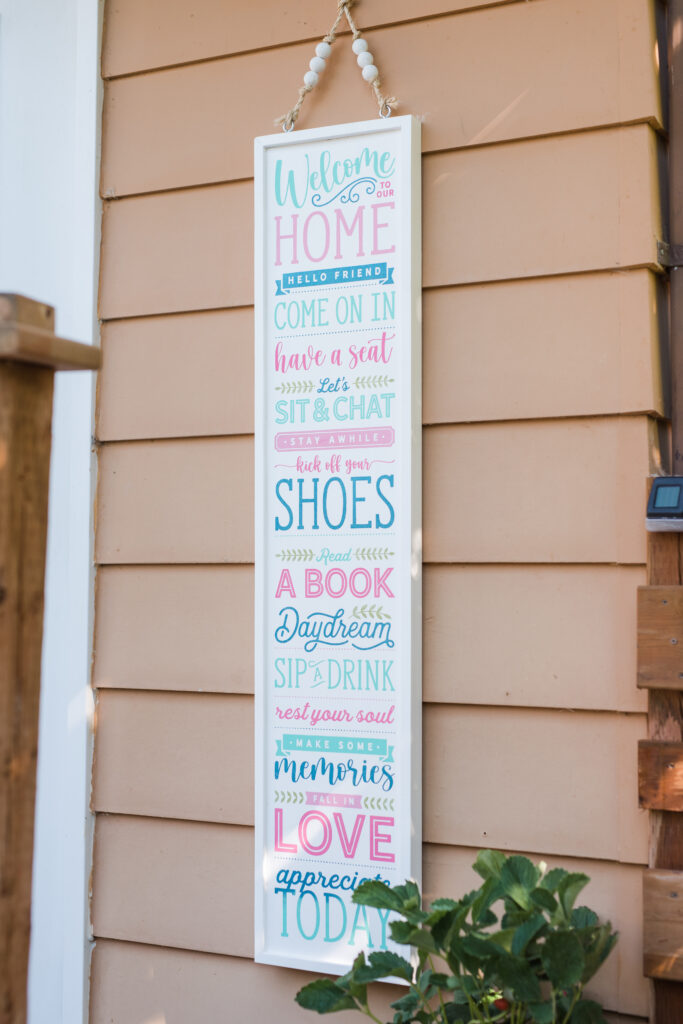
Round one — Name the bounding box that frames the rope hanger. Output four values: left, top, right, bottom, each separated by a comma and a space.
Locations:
277, 0, 398, 132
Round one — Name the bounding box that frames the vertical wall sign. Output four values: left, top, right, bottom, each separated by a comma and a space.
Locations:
254, 115, 421, 974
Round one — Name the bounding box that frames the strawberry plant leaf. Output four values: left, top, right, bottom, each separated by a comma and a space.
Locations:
390, 991, 420, 1021
295, 979, 358, 1014
528, 1000, 554, 1023
539, 867, 568, 893
500, 856, 540, 910
471, 876, 503, 924
389, 921, 437, 953
445, 1003, 472, 1022
541, 930, 585, 988
557, 873, 590, 921
530, 888, 558, 913
571, 999, 608, 1024
571, 906, 598, 928
352, 880, 402, 911
511, 913, 546, 956
474, 849, 506, 882
354, 951, 413, 984
493, 953, 541, 1002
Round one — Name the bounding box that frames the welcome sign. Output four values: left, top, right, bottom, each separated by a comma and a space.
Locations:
254, 116, 421, 974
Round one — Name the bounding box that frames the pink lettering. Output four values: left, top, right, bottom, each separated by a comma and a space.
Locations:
298, 810, 333, 856
275, 214, 299, 267
369, 816, 395, 862
274, 807, 297, 853
275, 568, 296, 599
326, 568, 347, 599
305, 569, 323, 598
373, 567, 394, 598
333, 812, 366, 858
371, 202, 395, 256
347, 332, 394, 371
335, 207, 364, 259
303, 211, 330, 263
275, 342, 326, 374
349, 567, 372, 598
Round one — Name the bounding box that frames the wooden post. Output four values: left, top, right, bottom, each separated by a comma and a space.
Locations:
0, 295, 98, 1024
638, 528, 683, 1020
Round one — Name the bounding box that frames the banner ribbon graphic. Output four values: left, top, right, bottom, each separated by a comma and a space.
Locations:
276, 262, 394, 295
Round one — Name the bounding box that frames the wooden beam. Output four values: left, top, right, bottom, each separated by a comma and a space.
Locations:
644, 869, 683, 981
0, 293, 53, 332
0, 362, 54, 1024
0, 294, 97, 1024
0, 323, 100, 372
0, 293, 99, 372
639, 741, 683, 810
638, 586, 683, 690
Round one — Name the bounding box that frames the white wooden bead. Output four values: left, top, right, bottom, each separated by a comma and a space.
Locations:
316, 41, 331, 59
352, 38, 368, 54
310, 56, 326, 73
361, 64, 379, 82
357, 50, 373, 68
304, 70, 319, 88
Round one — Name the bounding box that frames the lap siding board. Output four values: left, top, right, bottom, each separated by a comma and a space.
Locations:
91, 0, 663, 1019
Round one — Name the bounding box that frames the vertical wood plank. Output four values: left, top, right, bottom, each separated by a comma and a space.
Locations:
646, 532, 683, 869
0, 363, 54, 1024
637, 587, 683, 690
643, 869, 683, 979
645, 515, 683, 1017
639, 741, 683, 811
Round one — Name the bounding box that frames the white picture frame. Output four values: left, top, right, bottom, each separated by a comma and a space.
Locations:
254, 114, 422, 974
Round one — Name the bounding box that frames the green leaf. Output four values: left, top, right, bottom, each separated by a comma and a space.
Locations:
461, 934, 499, 959
500, 857, 540, 910
473, 849, 506, 881
488, 928, 515, 952
355, 951, 414, 984
430, 908, 458, 948
501, 906, 534, 930
418, 969, 435, 996
352, 879, 403, 911
430, 898, 459, 913
458, 974, 481, 998
337, 951, 370, 1005
571, 906, 598, 929
539, 867, 568, 893
571, 999, 608, 1024
390, 991, 420, 1014
494, 953, 541, 1002
471, 877, 503, 925
446, 934, 479, 976
445, 1004, 472, 1023
528, 1000, 554, 1023
511, 913, 546, 956
541, 931, 586, 988
557, 873, 590, 920
580, 924, 618, 984
295, 979, 357, 1014
389, 921, 437, 953
530, 887, 558, 913
392, 880, 423, 910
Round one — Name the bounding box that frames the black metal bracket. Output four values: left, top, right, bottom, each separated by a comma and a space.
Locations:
658, 240, 683, 269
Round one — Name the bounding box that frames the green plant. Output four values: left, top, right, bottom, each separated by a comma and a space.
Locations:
295, 850, 617, 1024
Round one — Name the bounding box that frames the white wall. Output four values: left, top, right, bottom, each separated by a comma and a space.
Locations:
0, 1, 101, 1022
